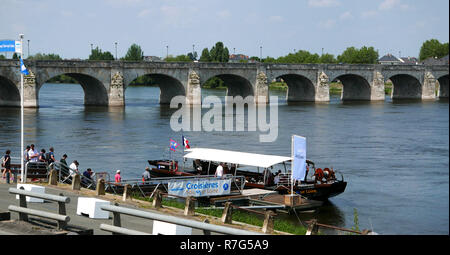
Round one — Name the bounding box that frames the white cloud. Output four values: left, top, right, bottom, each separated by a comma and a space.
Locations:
269, 16, 284, 23
339, 11, 353, 20
361, 10, 378, 18
60, 10, 73, 17
379, 0, 408, 11
318, 19, 336, 29
217, 10, 231, 19
308, 0, 340, 7
138, 9, 151, 18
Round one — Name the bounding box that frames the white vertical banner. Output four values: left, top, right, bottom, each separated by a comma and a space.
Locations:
15, 40, 22, 53
292, 135, 306, 181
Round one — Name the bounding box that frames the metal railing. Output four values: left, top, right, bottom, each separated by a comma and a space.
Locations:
106, 174, 246, 198
49, 162, 97, 190
8, 187, 70, 230
99, 203, 265, 235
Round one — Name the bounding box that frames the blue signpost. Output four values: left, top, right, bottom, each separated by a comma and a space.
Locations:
1, 35, 26, 182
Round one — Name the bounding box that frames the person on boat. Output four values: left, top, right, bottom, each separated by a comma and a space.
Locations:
314, 168, 324, 184
194, 160, 203, 175
215, 163, 224, 178
115, 170, 122, 183
142, 167, 151, 181
274, 170, 282, 184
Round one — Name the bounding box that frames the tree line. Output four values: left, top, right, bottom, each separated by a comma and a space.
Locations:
1, 39, 447, 86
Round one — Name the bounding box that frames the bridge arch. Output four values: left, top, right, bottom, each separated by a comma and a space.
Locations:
276, 74, 315, 102
125, 73, 186, 104
38, 73, 109, 106
331, 74, 371, 101
437, 74, 449, 98
0, 75, 20, 107
200, 74, 254, 100
385, 74, 422, 100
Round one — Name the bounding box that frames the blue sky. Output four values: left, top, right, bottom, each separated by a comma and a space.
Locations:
1, 0, 448, 59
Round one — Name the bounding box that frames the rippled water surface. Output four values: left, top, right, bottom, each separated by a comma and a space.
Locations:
0, 83, 448, 234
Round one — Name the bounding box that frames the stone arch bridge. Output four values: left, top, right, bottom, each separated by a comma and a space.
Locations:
0, 59, 448, 107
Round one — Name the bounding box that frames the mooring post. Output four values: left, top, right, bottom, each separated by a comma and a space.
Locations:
221, 202, 233, 224
18, 187, 28, 221
153, 190, 162, 209
48, 169, 58, 186
122, 184, 132, 201
72, 174, 81, 191
184, 196, 195, 216
58, 193, 67, 216
96, 178, 105, 196
262, 210, 275, 234
203, 219, 211, 235
306, 219, 319, 235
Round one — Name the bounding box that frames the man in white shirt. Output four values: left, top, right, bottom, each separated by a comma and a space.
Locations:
215, 163, 224, 178
28, 144, 39, 162
69, 160, 79, 175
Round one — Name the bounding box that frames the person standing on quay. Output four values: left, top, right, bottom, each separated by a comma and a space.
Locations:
47, 147, 56, 165
115, 170, 122, 183
142, 167, 151, 182
28, 144, 39, 162
2, 150, 11, 181
39, 149, 46, 163
23, 145, 30, 165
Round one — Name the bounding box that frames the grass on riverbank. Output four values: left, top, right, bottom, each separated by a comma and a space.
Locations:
132, 193, 307, 235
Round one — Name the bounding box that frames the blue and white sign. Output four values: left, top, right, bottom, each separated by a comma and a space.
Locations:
0, 40, 22, 53
292, 135, 307, 181
168, 178, 231, 197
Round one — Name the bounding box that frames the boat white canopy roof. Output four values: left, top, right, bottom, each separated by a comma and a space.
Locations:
184, 148, 292, 168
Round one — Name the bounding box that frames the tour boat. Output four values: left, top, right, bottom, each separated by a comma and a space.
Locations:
148, 148, 347, 201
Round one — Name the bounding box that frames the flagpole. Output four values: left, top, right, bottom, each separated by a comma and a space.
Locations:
291, 135, 294, 197
19, 34, 24, 183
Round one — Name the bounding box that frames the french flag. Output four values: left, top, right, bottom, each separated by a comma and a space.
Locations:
182, 136, 190, 149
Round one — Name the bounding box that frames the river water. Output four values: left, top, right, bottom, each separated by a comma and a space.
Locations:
0, 83, 448, 235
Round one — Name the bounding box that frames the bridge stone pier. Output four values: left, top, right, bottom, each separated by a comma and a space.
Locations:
0, 60, 448, 108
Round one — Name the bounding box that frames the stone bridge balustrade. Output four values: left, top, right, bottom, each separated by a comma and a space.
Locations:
0, 59, 448, 108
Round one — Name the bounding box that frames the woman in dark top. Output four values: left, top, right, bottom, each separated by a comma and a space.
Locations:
2, 150, 11, 180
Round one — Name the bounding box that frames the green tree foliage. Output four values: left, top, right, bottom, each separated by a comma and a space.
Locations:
199, 42, 230, 88
319, 53, 336, 63
123, 43, 144, 61
277, 50, 321, 64
202, 77, 225, 89
164, 54, 193, 62
129, 75, 156, 86
27, 53, 62, 60
209, 42, 230, 62
337, 46, 378, 64
88, 47, 114, 60
419, 39, 449, 61
199, 48, 211, 62
0, 54, 5, 59
187, 52, 198, 61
